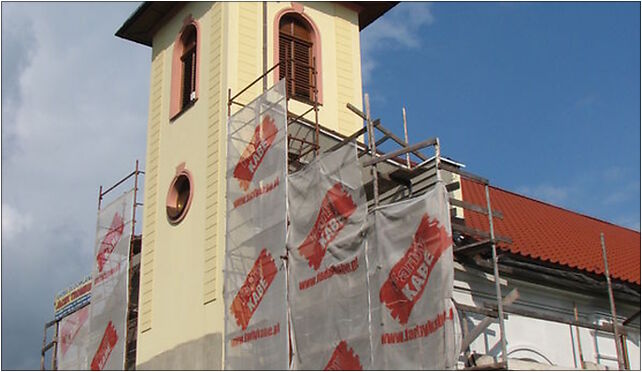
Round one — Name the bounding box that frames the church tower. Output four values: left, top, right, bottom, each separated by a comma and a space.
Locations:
116, 2, 394, 369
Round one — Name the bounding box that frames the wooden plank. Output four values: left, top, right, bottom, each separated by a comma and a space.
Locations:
490, 303, 628, 335
460, 289, 519, 353
326, 125, 368, 153
346, 102, 367, 121
455, 302, 499, 319
373, 120, 429, 161
454, 239, 491, 255
623, 310, 640, 326
449, 198, 504, 219
446, 181, 460, 192
439, 162, 489, 185
375, 133, 390, 147
362, 138, 437, 167
346, 103, 431, 163
452, 222, 512, 244
41, 340, 55, 353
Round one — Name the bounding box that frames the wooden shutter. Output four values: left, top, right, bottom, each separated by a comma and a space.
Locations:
181, 52, 194, 107
181, 27, 197, 109
279, 15, 314, 101
293, 38, 312, 99
279, 36, 288, 81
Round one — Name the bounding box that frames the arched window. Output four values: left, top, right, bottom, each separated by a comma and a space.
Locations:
180, 26, 197, 109
170, 18, 200, 119
279, 14, 315, 102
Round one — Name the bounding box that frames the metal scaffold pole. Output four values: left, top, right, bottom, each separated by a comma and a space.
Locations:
41, 323, 47, 370
402, 106, 411, 168
485, 184, 508, 366
600, 232, 626, 370
364, 93, 379, 207
435, 138, 442, 183
51, 321, 59, 370
573, 302, 586, 369
313, 56, 320, 157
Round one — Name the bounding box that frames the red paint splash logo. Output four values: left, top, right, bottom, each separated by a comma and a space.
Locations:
298, 183, 357, 270
233, 115, 279, 191
231, 249, 279, 330
324, 340, 363, 370
90, 321, 118, 370
96, 213, 125, 273
59, 306, 89, 356
380, 214, 451, 325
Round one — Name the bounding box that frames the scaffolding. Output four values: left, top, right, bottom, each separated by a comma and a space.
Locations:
227, 63, 635, 368
41, 161, 144, 370
43, 56, 634, 370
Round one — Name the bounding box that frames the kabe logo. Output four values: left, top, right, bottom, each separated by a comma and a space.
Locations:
231, 249, 278, 330
96, 213, 125, 273
298, 183, 357, 270
233, 115, 279, 191
90, 321, 118, 371
380, 214, 450, 325
324, 340, 363, 370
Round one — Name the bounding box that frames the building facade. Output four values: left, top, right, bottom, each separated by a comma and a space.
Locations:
115, 2, 640, 370
116, 2, 393, 368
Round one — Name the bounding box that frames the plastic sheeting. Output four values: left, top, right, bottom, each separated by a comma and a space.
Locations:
57, 306, 90, 370
367, 184, 461, 370
87, 189, 134, 370
224, 80, 288, 370
287, 143, 371, 370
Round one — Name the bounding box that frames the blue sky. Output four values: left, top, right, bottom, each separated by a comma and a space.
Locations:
1, 2, 639, 369
361, 2, 640, 230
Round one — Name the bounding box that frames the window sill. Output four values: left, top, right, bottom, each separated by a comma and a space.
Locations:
170, 98, 198, 122
290, 95, 323, 107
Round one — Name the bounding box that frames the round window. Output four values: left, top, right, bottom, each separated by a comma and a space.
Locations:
166, 171, 193, 225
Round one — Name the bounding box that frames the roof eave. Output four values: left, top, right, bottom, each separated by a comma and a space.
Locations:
115, 1, 398, 47
115, 2, 183, 47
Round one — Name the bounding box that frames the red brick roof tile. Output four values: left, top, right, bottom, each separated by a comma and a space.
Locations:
460, 178, 641, 285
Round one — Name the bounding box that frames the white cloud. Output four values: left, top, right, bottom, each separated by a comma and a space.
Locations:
602, 166, 625, 181
2, 204, 33, 240
515, 172, 640, 230
602, 181, 640, 205
1, 3, 147, 368
360, 3, 435, 84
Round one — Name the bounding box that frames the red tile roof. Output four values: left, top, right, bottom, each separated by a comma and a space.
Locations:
460, 178, 641, 285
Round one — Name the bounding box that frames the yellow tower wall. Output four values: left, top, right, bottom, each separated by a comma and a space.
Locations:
136, 2, 226, 369
136, 2, 364, 369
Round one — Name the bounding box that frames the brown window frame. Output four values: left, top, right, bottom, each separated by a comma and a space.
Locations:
180, 27, 197, 110
279, 15, 315, 103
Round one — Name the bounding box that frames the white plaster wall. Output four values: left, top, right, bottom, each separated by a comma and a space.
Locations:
454, 265, 640, 369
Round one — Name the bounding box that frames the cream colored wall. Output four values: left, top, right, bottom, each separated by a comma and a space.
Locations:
136, 2, 227, 368
137, 1, 365, 368
226, 2, 364, 136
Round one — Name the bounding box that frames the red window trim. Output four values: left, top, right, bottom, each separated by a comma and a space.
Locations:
170, 15, 201, 121
166, 163, 194, 225
273, 7, 323, 104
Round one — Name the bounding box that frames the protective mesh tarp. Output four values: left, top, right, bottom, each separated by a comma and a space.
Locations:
57, 306, 90, 370
367, 184, 461, 370
224, 80, 288, 370
287, 143, 371, 370
87, 189, 134, 370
